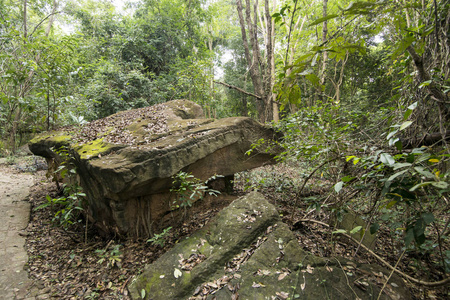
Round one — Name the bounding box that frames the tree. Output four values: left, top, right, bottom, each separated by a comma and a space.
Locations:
233, 0, 277, 123
0, 0, 68, 152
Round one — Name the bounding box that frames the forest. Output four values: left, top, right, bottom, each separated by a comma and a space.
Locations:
0, 0, 449, 299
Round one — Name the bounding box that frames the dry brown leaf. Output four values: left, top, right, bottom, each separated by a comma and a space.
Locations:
275, 291, 289, 299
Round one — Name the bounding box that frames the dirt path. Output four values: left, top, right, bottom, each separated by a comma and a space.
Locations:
0, 162, 48, 299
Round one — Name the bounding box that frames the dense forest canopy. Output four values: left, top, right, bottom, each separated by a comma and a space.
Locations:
1, 0, 449, 294
1, 0, 448, 150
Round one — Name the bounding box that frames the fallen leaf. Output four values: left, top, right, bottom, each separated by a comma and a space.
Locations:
174, 268, 182, 278
300, 274, 306, 290
252, 282, 265, 288
276, 291, 289, 299
278, 273, 288, 281
256, 269, 271, 276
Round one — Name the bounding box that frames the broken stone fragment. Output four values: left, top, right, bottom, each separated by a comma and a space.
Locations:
128, 192, 411, 300
29, 100, 281, 237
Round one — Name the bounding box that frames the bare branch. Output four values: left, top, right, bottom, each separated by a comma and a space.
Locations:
213, 81, 262, 100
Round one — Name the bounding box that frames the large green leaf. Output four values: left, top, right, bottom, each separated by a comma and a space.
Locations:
399, 121, 413, 131
387, 169, 408, 182
380, 153, 395, 166
334, 181, 344, 193
308, 14, 339, 27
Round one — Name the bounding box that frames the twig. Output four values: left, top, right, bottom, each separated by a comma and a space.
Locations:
335, 258, 360, 300
377, 249, 405, 300
284, 0, 299, 65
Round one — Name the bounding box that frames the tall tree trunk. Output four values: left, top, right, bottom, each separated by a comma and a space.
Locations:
23, 0, 28, 38
236, 0, 275, 123
318, 0, 328, 101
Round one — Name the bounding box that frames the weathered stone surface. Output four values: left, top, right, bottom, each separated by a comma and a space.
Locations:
128, 192, 411, 300
29, 100, 279, 237
337, 212, 377, 250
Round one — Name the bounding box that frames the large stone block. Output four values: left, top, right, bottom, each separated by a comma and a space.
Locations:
29, 100, 280, 237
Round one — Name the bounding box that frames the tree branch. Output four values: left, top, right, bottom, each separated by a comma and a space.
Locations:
30, 10, 63, 37
213, 81, 262, 100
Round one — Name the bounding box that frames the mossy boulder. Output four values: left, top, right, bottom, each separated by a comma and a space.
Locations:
128, 192, 411, 300
28, 100, 280, 237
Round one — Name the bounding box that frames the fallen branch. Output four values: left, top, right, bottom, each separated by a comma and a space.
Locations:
295, 219, 450, 287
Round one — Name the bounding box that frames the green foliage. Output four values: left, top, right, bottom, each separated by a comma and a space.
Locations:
275, 102, 358, 161
147, 227, 172, 247
170, 171, 220, 212
34, 147, 86, 230
35, 186, 86, 230
95, 245, 123, 268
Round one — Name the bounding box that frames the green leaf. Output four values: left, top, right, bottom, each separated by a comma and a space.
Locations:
386, 200, 397, 209
404, 227, 414, 246
305, 73, 321, 88
393, 162, 412, 170
350, 226, 362, 234
341, 176, 355, 183
410, 182, 433, 191
418, 80, 432, 88
399, 121, 413, 131
416, 153, 431, 163
414, 166, 434, 178
332, 229, 347, 234
308, 14, 339, 27
346, 155, 356, 162
370, 223, 380, 235
407, 102, 418, 110
141, 289, 146, 299
386, 130, 398, 140
413, 219, 426, 245
388, 169, 408, 182
392, 35, 415, 59
380, 153, 395, 166
422, 213, 434, 225
334, 181, 344, 193
431, 181, 449, 189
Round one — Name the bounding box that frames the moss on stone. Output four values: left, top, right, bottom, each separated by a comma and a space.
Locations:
29, 132, 72, 145
75, 139, 114, 160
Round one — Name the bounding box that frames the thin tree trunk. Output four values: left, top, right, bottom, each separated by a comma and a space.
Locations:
23, 0, 27, 38
45, 0, 58, 37
319, 0, 328, 100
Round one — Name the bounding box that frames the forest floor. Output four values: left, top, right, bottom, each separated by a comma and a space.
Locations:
0, 157, 448, 299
